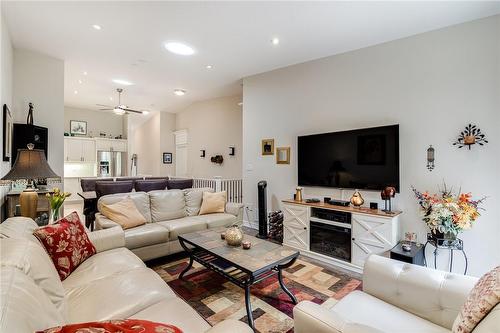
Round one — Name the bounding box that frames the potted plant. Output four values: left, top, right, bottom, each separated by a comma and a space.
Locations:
412, 184, 485, 241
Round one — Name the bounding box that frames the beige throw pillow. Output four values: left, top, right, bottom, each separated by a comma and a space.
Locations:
101, 197, 146, 229
199, 191, 226, 215
452, 266, 500, 333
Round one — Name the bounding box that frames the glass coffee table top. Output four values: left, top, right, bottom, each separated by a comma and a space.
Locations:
179, 227, 299, 274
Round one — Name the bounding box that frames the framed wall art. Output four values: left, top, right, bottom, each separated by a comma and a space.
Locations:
70, 120, 87, 135
262, 139, 274, 155
276, 147, 290, 164
3, 104, 13, 162
163, 152, 172, 164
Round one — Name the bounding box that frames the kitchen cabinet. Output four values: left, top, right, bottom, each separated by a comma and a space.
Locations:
95, 138, 127, 152
283, 204, 309, 251
64, 137, 96, 163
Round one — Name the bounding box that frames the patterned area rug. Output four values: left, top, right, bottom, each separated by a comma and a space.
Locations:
151, 256, 362, 333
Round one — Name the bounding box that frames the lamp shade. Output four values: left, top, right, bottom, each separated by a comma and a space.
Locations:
1, 148, 59, 180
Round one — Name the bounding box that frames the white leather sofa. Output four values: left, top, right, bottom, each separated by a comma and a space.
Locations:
0, 217, 252, 333
294, 255, 499, 333
95, 188, 244, 261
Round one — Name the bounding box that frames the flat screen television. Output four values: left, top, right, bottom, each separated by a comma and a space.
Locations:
298, 125, 399, 192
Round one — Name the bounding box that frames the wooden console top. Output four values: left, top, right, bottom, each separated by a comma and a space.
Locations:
282, 199, 402, 218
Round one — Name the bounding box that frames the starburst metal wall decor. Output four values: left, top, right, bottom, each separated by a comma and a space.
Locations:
453, 124, 488, 150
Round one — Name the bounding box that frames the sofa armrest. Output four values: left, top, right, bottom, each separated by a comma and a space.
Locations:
293, 301, 347, 333
225, 202, 244, 225
94, 213, 121, 230
87, 227, 125, 253
205, 320, 253, 333
363, 255, 477, 329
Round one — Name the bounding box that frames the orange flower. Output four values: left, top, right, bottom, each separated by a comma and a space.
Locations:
459, 193, 472, 203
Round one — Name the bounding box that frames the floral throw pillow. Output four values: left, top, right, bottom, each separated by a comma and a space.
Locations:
36, 319, 183, 333
33, 211, 96, 280
452, 266, 500, 333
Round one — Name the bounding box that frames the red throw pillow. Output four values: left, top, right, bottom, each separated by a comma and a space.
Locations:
33, 211, 96, 280
36, 320, 183, 333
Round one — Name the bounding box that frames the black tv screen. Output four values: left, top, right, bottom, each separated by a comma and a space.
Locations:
298, 125, 399, 192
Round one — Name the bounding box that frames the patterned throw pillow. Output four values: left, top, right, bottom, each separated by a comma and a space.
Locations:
452, 266, 500, 333
36, 319, 183, 333
33, 212, 96, 280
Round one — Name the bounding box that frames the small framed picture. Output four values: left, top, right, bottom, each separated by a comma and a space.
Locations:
70, 120, 87, 136
262, 139, 274, 155
404, 232, 417, 243
276, 147, 290, 164
3, 104, 13, 162
163, 152, 172, 164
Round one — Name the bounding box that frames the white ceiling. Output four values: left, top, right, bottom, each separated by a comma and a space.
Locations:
3, 1, 500, 114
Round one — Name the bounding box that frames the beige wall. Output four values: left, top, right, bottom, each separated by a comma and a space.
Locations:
131, 112, 161, 176
176, 95, 242, 179
242, 15, 500, 277
64, 106, 124, 138
159, 112, 176, 176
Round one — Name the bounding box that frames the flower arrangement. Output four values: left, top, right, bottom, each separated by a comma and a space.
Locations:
412, 184, 485, 239
46, 188, 71, 222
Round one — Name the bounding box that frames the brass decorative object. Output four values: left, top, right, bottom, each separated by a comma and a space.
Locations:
225, 225, 243, 246
381, 186, 396, 213
350, 190, 364, 208
295, 187, 303, 202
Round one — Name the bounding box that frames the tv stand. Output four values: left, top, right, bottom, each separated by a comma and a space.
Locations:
282, 199, 402, 273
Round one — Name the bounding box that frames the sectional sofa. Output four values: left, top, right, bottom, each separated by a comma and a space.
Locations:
0, 216, 252, 333
95, 187, 244, 261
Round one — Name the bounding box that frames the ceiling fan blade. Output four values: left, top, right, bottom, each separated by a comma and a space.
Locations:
121, 107, 144, 114
96, 103, 113, 108
99, 108, 113, 111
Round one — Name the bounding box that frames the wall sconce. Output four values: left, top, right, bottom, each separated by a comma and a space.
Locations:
427, 145, 435, 171
200, 150, 205, 158
229, 146, 235, 156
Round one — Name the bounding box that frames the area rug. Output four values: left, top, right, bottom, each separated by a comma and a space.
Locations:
151, 257, 362, 333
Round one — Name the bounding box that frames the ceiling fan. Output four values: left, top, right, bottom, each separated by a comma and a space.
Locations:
97, 88, 148, 115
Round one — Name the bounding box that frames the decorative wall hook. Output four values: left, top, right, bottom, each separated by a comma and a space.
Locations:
200, 150, 205, 158
453, 124, 488, 150
427, 145, 435, 171
229, 146, 235, 156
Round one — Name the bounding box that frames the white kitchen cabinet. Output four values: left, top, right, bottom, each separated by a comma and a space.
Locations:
351, 214, 399, 267
95, 138, 127, 152
283, 203, 310, 251
64, 138, 96, 163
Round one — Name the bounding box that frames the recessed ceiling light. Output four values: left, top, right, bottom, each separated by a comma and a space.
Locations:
142, 111, 150, 115
109, 97, 113, 101
271, 37, 280, 45
83, 71, 88, 75
74, 90, 78, 94
112, 79, 133, 86
206, 65, 213, 69
92, 24, 102, 30
164, 42, 195, 56
173, 89, 186, 96
78, 79, 82, 84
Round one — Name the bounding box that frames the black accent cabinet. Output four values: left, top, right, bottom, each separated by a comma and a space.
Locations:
11, 124, 48, 165
390, 241, 425, 266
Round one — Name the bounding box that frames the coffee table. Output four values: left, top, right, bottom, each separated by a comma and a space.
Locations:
178, 228, 299, 330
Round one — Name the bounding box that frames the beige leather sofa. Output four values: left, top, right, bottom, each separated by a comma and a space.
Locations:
294, 255, 499, 333
95, 188, 244, 261
0, 217, 252, 333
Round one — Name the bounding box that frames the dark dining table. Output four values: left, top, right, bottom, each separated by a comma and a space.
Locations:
77, 191, 97, 230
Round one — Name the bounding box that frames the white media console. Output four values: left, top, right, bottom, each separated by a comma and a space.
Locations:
282, 200, 401, 273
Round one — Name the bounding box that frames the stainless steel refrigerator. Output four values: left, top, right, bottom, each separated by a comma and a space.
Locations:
97, 151, 127, 177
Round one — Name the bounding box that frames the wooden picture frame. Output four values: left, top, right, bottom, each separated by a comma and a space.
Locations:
276, 147, 290, 164
261, 139, 274, 155
70, 120, 87, 135
163, 152, 172, 164
2, 104, 13, 162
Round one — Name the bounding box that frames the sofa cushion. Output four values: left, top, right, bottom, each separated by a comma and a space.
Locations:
125, 223, 169, 249
65, 268, 176, 323
332, 291, 449, 333
33, 212, 96, 281
62, 247, 146, 290
100, 197, 147, 229
157, 217, 207, 241
192, 213, 237, 228
0, 216, 41, 244
0, 266, 65, 333
452, 266, 500, 333
135, 179, 168, 192
130, 298, 211, 332
37, 320, 182, 333
98, 192, 152, 223
0, 238, 67, 315
184, 187, 214, 216
149, 190, 187, 222
199, 191, 227, 215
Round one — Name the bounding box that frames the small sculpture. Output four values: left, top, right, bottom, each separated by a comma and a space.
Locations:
350, 190, 364, 208
225, 225, 243, 246
427, 145, 435, 171
26, 102, 34, 125
210, 155, 224, 164
381, 186, 396, 213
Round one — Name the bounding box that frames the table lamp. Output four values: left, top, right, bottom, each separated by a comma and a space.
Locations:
1, 143, 59, 219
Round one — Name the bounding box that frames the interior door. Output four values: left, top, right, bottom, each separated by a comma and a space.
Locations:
175, 145, 187, 177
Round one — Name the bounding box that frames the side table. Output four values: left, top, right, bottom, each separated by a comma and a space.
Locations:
390, 241, 425, 266
423, 234, 468, 274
